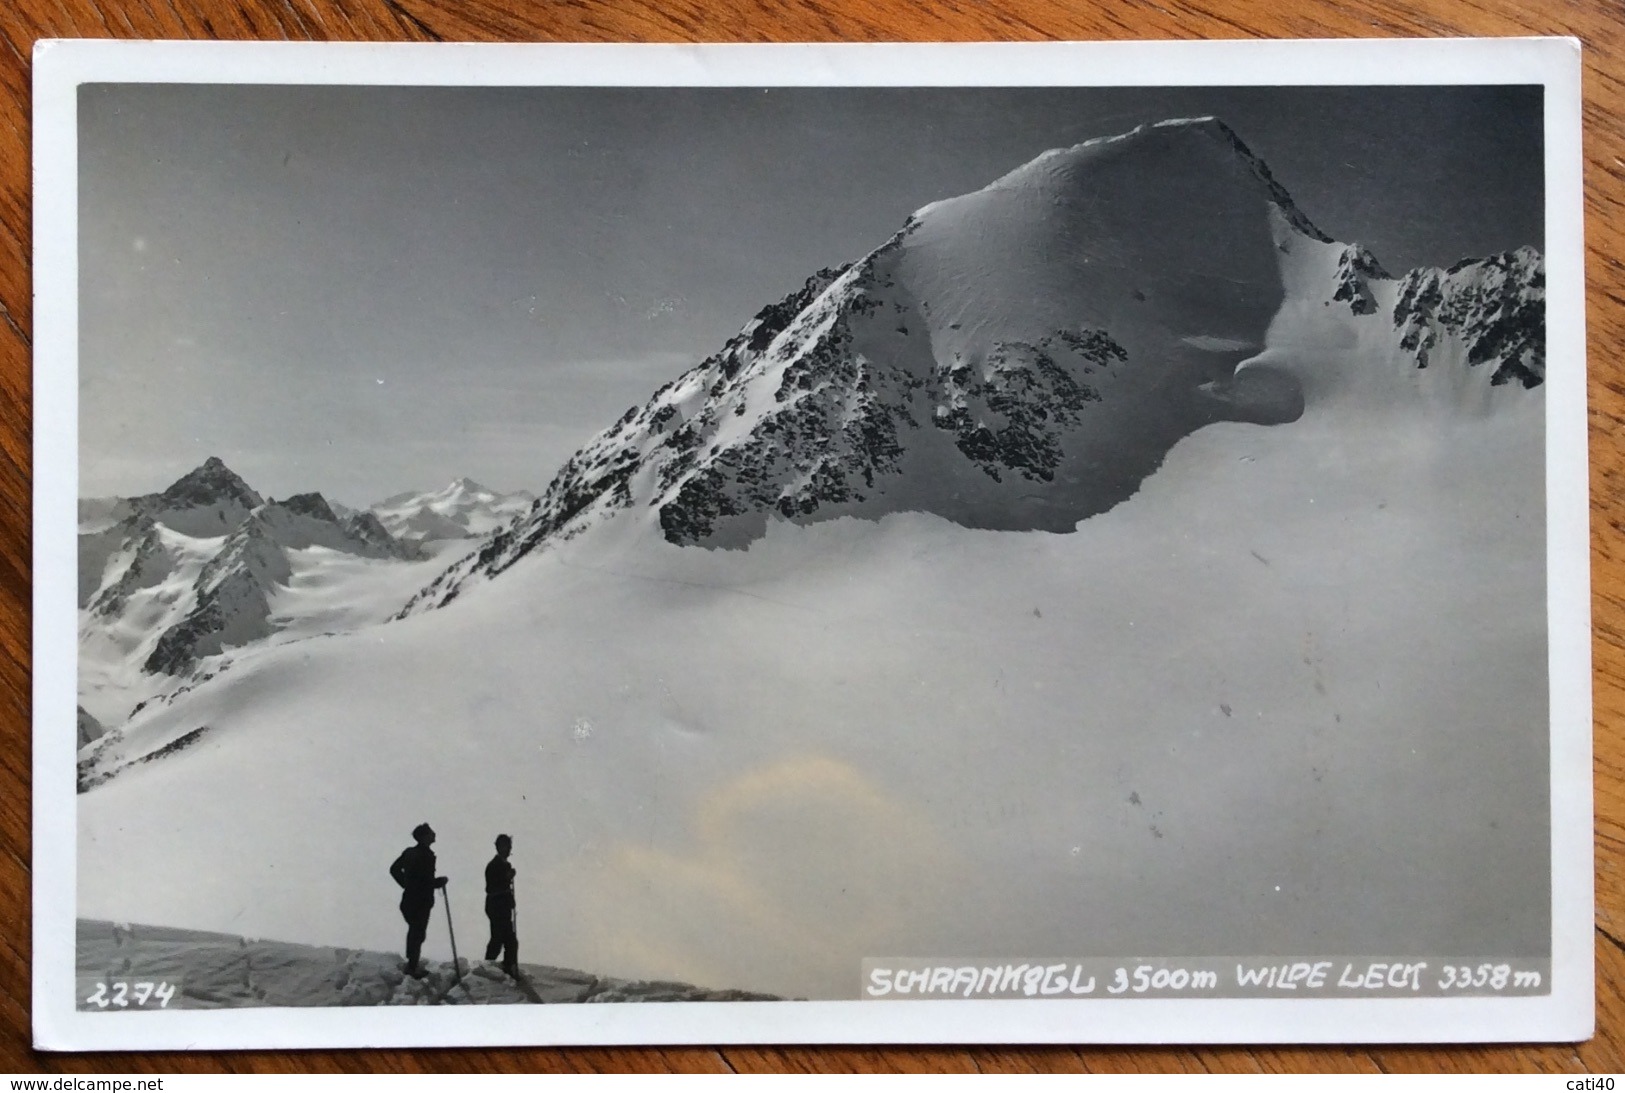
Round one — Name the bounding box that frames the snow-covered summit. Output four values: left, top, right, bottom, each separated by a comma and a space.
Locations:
968, 116, 1332, 247
154, 455, 261, 509
402, 118, 1545, 614
79, 457, 265, 539
131, 456, 266, 538
403, 119, 1336, 609
370, 478, 535, 543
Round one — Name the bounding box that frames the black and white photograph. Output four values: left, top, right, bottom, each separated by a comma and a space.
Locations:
31, 39, 1591, 1048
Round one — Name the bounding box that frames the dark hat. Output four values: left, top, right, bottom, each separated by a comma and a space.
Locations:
412, 822, 435, 842
495, 833, 512, 849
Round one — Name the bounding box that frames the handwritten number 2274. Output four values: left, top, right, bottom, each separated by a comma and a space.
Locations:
84, 981, 176, 1008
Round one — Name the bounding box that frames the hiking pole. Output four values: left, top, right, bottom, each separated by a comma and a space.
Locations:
440, 883, 463, 988
511, 901, 520, 971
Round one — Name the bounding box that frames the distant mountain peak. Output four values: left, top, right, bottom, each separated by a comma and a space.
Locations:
111, 457, 269, 539
275, 492, 338, 523
341, 510, 414, 559
369, 478, 536, 544
155, 457, 264, 512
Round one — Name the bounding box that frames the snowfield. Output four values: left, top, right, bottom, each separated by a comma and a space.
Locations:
76, 118, 1550, 1001
78, 531, 468, 732
77, 385, 1545, 1000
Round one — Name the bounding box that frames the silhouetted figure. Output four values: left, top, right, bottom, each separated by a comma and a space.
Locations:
390, 822, 447, 978
484, 833, 519, 976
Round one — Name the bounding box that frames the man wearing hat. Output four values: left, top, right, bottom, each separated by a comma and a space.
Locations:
389, 822, 447, 978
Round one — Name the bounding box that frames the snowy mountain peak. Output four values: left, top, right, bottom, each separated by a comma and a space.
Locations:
153, 456, 264, 512
125, 456, 265, 539
198, 513, 293, 598
404, 118, 1361, 610
341, 510, 406, 557
276, 491, 340, 523
370, 478, 536, 543
448, 476, 492, 496
971, 115, 1332, 247
401, 118, 1546, 614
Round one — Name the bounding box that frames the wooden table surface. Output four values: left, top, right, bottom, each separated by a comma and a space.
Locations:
1, 0, 1620, 1075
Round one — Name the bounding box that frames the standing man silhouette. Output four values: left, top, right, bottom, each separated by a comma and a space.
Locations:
389, 822, 447, 978
484, 833, 519, 977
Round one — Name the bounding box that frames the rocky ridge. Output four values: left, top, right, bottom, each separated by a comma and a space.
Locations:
1391, 246, 1545, 387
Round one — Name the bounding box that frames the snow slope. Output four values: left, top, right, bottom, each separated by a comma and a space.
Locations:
78, 536, 461, 733
75, 400, 1547, 997
77, 119, 1549, 1001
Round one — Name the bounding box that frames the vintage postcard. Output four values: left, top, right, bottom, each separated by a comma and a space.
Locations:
31, 38, 1591, 1049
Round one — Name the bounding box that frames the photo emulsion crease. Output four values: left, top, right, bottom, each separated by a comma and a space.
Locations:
33, 41, 1591, 1047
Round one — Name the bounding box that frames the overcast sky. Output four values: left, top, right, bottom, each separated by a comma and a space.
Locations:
78, 83, 1543, 505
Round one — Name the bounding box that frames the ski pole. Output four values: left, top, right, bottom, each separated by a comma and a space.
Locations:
440, 883, 462, 985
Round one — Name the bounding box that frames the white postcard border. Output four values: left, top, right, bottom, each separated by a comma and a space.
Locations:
31, 36, 1592, 1050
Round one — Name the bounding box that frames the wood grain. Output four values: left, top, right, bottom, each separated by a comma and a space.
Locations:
0, 0, 1620, 1074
